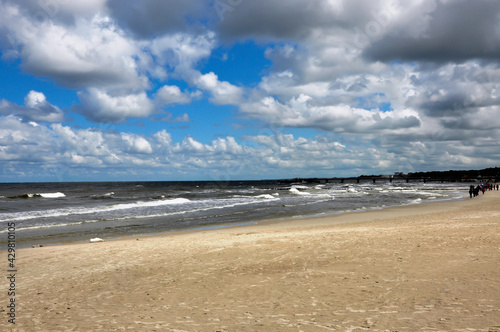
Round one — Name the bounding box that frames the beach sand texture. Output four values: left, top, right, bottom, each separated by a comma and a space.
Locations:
3, 192, 500, 331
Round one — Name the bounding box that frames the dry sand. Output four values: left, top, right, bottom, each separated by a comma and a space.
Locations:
2, 191, 500, 331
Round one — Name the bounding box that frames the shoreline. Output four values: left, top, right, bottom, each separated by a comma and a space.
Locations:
3, 191, 499, 330
140, 194, 471, 244
2, 193, 468, 250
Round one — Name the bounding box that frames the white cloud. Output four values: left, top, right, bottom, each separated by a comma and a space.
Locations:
145, 32, 216, 79
1, 0, 500, 180
0, 116, 382, 180
121, 133, 153, 154
155, 85, 193, 106
1, 113, 499, 182
153, 129, 173, 147
194, 72, 243, 105
0, 2, 146, 89
107, 0, 208, 38
0, 115, 58, 163
240, 93, 420, 133
77, 88, 155, 123
177, 136, 207, 153
0, 91, 64, 122
212, 137, 244, 155
24, 90, 46, 107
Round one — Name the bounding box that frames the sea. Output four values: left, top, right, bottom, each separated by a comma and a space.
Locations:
0, 180, 467, 248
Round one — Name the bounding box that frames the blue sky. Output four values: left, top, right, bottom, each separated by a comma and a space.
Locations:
1, 0, 500, 182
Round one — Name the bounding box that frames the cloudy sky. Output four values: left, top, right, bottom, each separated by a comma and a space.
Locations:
1, 0, 499, 182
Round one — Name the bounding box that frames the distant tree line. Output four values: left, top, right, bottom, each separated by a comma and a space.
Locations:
407, 167, 500, 182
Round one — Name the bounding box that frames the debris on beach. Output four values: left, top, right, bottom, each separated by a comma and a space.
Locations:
90, 237, 104, 243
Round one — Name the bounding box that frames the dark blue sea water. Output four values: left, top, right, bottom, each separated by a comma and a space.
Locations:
0, 180, 467, 248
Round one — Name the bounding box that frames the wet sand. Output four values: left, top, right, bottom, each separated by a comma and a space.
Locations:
2, 192, 500, 331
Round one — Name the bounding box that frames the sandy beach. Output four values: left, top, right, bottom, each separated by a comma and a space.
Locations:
3, 192, 500, 331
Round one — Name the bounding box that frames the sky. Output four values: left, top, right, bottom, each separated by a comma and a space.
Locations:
0, 0, 499, 182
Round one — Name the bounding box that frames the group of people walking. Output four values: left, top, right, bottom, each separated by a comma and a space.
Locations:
469, 183, 499, 198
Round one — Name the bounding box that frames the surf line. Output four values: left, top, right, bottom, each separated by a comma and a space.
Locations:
6, 222, 16, 325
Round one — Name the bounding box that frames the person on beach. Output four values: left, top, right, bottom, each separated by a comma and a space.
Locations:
474, 185, 481, 197
469, 185, 474, 198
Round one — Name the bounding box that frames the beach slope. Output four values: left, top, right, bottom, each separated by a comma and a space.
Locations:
3, 192, 500, 331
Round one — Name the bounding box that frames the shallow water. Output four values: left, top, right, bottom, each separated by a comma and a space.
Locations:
0, 180, 467, 247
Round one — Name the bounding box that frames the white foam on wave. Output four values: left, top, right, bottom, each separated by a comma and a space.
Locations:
108, 197, 190, 210
0, 197, 192, 223
255, 194, 277, 200
95, 196, 283, 222
0, 195, 282, 224
39, 192, 66, 198
15, 192, 66, 198
315, 194, 335, 199
292, 185, 310, 190
413, 190, 443, 197
290, 187, 311, 195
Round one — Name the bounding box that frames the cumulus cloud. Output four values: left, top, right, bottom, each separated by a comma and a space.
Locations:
155, 85, 194, 106
194, 72, 243, 105
0, 2, 147, 89
107, 0, 208, 38
364, 1, 500, 62
216, 0, 500, 64
240, 93, 420, 133
8, 0, 108, 25
1, 112, 499, 182
0, 91, 64, 122
215, 0, 345, 41
214, 0, 500, 159
144, 31, 216, 79
77, 88, 155, 123
121, 133, 153, 154
0, 115, 57, 163
0, 1, 221, 125
0, 116, 398, 180
1, 0, 500, 180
